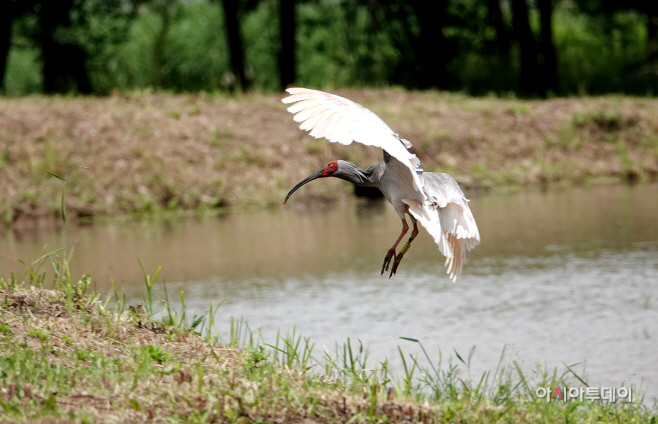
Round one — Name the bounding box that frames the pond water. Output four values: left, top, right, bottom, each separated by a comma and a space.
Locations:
2, 183, 658, 402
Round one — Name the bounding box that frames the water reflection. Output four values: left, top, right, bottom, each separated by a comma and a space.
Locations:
1, 183, 657, 401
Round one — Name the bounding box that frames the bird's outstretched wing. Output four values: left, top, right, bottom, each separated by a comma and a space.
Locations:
403, 173, 480, 282
282, 87, 424, 197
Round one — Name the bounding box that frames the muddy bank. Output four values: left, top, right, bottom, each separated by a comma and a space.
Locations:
1, 90, 657, 225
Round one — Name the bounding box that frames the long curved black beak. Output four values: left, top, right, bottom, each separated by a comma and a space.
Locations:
283, 168, 324, 204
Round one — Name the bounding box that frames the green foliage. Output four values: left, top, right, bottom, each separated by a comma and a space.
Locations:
242, 0, 280, 91
76, 0, 139, 94
4, 44, 42, 95
554, 7, 648, 95
92, 1, 229, 92
140, 345, 171, 364
295, 0, 399, 89
3, 0, 658, 95
0, 323, 12, 336
27, 328, 49, 342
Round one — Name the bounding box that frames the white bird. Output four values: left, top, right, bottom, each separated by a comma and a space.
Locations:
282, 88, 480, 281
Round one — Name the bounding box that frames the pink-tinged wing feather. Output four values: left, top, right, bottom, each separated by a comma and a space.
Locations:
282, 87, 424, 197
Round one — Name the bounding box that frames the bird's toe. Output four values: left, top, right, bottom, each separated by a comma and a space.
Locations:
381, 248, 396, 275
389, 252, 405, 278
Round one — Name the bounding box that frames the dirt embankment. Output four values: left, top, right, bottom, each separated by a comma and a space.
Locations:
1, 90, 657, 226
1, 284, 449, 422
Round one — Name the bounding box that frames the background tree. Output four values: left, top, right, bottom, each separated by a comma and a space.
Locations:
511, 0, 539, 96
278, 0, 296, 90
150, 0, 179, 88
410, 0, 456, 90
537, 0, 559, 96
0, 1, 39, 93
575, 0, 658, 92
6, 0, 137, 94
2, 0, 655, 96
221, 0, 249, 91
365, 0, 459, 90
484, 0, 510, 54
39, 0, 93, 93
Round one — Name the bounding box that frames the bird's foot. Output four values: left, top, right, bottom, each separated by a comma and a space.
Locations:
381, 248, 396, 275
388, 242, 411, 278
389, 252, 405, 278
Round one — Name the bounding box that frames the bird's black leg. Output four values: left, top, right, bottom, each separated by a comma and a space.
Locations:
389, 218, 419, 278
381, 218, 408, 276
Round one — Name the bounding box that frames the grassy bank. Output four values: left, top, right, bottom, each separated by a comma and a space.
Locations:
0, 269, 655, 423
2, 90, 658, 226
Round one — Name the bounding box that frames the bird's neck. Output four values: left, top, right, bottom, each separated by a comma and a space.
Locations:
336, 161, 383, 187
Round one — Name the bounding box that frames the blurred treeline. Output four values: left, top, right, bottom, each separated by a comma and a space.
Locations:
2, 0, 657, 97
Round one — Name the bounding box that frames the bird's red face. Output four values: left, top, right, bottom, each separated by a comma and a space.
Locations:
321, 160, 339, 177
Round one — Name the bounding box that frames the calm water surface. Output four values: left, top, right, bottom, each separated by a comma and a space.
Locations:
2, 184, 658, 401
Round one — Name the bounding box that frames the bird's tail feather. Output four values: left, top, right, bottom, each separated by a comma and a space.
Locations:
444, 233, 465, 282
403, 198, 480, 282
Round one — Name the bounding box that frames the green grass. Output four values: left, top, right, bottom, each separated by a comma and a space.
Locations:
1, 265, 655, 423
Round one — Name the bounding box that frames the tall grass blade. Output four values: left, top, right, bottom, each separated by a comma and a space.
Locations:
46, 171, 66, 180
563, 361, 589, 387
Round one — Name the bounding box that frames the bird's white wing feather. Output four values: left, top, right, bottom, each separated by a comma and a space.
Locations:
403, 173, 480, 282
283, 87, 424, 197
